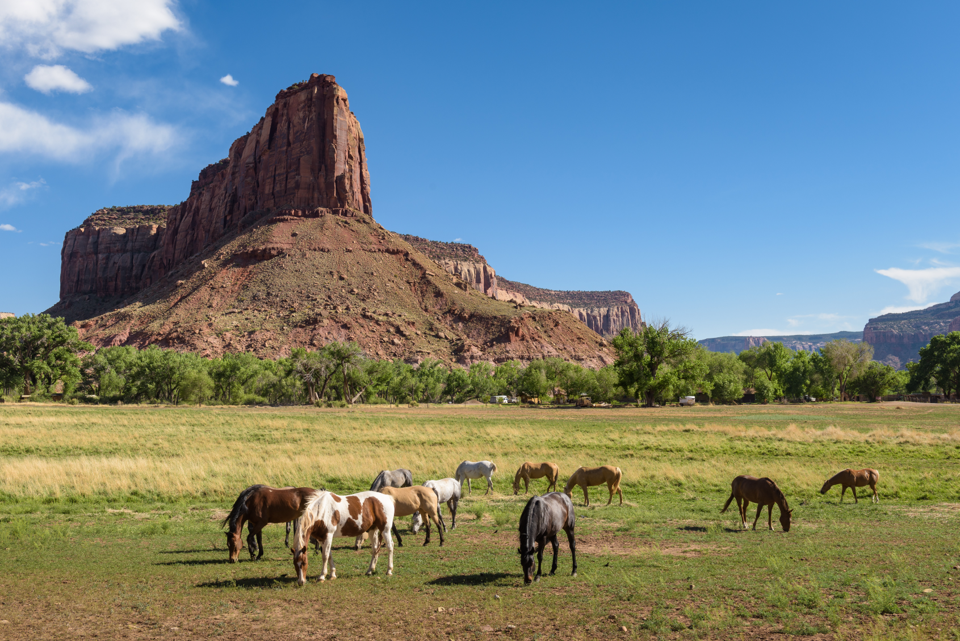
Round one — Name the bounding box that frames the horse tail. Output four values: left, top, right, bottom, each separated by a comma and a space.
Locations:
430, 486, 445, 529
222, 484, 264, 532
370, 471, 386, 492
491, 463, 498, 473
721, 484, 735, 513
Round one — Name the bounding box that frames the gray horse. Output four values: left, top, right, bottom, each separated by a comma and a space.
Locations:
370, 469, 414, 492
518, 492, 577, 584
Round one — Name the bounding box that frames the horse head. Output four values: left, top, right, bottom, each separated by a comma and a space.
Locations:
293, 546, 309, 586
411, 511, 423, 534
780, 508, 793, 532
518, 543, 535, 584
225, 531, 243, 563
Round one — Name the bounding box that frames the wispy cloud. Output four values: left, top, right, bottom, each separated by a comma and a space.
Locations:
0, 101, 178, 169
733, 328, 796, 337
24, 64, 92, 94
776, 292, 784, 296
875, 304, 931, 316
0, 178, 45, 208
875, 266, 960, 303
219, 74, 238, 87
0, 223, 22, 232
919, 241, 960, 254
453, 238, 463, 242
0, 0, 182, 59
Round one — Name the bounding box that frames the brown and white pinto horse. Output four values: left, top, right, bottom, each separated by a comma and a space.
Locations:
222, 485, 315, 562
292, 491, 395, 585
513, 462, 560, 495
721, 475, 792, 532
820, 468, 880, 503
563, 466, 623, 506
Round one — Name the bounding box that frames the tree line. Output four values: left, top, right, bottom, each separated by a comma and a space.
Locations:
1, 314, 956, 406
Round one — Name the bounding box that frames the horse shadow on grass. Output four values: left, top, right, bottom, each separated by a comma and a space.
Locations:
155, 558, 231, 567
426, 572, 513, 587
196, 576, 299, 589
677, 525, 741, 533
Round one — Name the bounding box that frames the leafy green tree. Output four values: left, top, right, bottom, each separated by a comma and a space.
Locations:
703, 351, 747, 404
908, 331, 960, 398
289, 347, 335, 403
851, 361, 898, 402
130, 347, 206, 405
591, 366, 618, 404
518, 363, 550, 401
326, 341, 365, 403
739, 342, 791, 400
444, 367, 470, 403
181, 368, 215, 406
415, 359, 447, 403
467, 362, 497, 401
387, 360, 422, 404
612, 320, 699, 407
492, 360, 524, 397
0, 314, 92, 397
81, 346, 139, 400
808, 351, 838, 400
209, 352, 261, 404
821, 339, 874, 400
781, 349, 814, 400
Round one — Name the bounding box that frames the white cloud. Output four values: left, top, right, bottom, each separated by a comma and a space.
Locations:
733, 329, 790, 336
919, 241, 960, 254
0, 0, 181, 59
0, 101, 177, 166
0, 178, 45, 208
875, 266, 960, 304
453, 238, 463, 242
0, 223, 21, 232
776, 292, 783, 296
24, 64, 92, 94
219, 74, 238, 87
875, 304, 931, 316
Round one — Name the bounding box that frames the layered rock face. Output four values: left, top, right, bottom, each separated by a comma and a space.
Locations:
399, 235, 643, 337
57, 73, 371, 305
863, 299, 960, 364
699, 331, 863, 355
46, 75, 615, 368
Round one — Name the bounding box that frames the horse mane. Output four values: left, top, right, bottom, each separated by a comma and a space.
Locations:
222, 484, 266, 531
292, 491, 327, 551
518, 497, 537, 556
824, 470, 847, 486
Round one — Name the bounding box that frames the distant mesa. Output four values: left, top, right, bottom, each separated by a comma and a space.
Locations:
399, 235, 643, 338
862, 294, 960, 366
45, 74, 621, 367
699, 331, 863, 355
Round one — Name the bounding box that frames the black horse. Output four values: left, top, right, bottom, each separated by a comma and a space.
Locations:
370, 469, 414, 492
518, 492, 578, 584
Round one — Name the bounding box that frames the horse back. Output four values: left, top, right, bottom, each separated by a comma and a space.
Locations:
733, 476, 782, 505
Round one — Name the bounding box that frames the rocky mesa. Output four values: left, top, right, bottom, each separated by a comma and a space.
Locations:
46, 74, 615, 368
399, 235, 643, 338
862, 294, 960, 365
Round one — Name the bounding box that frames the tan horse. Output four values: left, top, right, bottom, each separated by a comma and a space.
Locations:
356, 485, 446, 549
820, 468, 879, 503
721, 475, 792, 532
513, 462, 560, 495
563, 466, 623, 506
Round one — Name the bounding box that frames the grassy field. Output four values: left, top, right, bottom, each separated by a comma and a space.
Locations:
1, 401, 959, 639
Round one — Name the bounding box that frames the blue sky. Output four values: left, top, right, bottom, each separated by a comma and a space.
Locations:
2, 1, 960, 340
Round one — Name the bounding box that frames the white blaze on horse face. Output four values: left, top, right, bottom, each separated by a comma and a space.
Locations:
294, 547, 308, 586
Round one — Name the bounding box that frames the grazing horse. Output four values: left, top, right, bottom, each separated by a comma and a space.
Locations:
513, 462, 560, 495
455, 460, 498, 495
721, 475, 793, 532
563, 466, 623, 506
222, 485, 315, 562
412, 478, 461, 532
292, 490, 394, 585
820, 468, 880, 503
369, 469, 414, 493
518, 492, 578, 584
356, 485, 445, 549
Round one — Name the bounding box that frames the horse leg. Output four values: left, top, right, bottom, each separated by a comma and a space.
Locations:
548, 535, 560, 576
256, 530, 264, 560
534, 537, 546, 582
565, 527, 577, 576
319, 536, 333, 581
606, 482, 614, 506
246, 528, 258, 560
752, 504, 763, 530
436, 503, 448, 536
737, 498, 747, 529
485, 474, 492, 495
840, 486, 846, 503
767, 504, 773, 530
366, 529, 380, 575
449, 498, 458, 530
467, 478, 472, 495
285, 521, 291, 548
872, 484, 879, 504
524, 475, 529, 494
433, 509, 445, 546
393, 526, 404, 548
422, 511, 431, 546
582, 486, 589, 507
852, 486, 859, 503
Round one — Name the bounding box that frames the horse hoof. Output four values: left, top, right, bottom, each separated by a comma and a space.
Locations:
571, 572, 577, 577
227, 558, 237, 564
534, 576, 541, 583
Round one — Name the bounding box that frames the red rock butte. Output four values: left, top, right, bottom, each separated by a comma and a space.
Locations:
46, 74, 623, 367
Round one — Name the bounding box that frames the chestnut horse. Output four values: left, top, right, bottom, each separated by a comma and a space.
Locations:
563, 466, 623, 506
518, 492, 577, 584
222, 485, 315, 562
292, 490, 395, 585
721, 476, 792, 532
820, 468, 880, 503
513, 462, 560, 495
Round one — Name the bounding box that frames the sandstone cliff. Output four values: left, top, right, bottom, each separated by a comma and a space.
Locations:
46, 75, 614, 368
699, 331, 863, 355
863, 299, 960, 364
399, 235, 643, 337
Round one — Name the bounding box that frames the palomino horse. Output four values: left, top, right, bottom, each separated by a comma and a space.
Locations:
563, 466, 623, 506
222, 485, 315, 562
455, 460, 498, 495
292, 490, 395, 585
412, 478, 461, 532
370, 469, 414, 493
513, 462, 560, 495
518, 492, 578, 584
356, 485, 445, 549
820, 468, 880, 503
721, 475, 793, 532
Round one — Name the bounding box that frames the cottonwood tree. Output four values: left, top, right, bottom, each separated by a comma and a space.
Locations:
908, 331, 960, 398
852, 361, 899, 402
821, 339, 874, 400
0, 314, 92, 397
612, 320, 701, 407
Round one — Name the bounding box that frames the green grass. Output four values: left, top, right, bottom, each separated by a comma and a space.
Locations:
0, 401, 958, 639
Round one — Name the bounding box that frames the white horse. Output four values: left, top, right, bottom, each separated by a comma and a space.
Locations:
455, 460, 498, 495
412, 478, 462, 532
291, 490, 395, 585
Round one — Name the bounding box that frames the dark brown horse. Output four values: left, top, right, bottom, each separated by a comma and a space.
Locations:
721, 476, 792, 532
820, 468, 880, 503
222, 485, 315, 562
